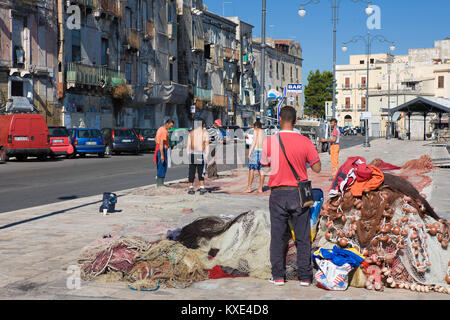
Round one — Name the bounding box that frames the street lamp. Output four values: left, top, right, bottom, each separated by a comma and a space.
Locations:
342, 31, 395, 147
298, 0, 373, 119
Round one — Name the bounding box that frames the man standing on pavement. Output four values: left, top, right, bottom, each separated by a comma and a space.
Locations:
261, 106, 321, 286
186, 119, 210, 195
320, 118, 340, 181
154, 119, 174, 187
244, 120, 266, 193
206, 119, 223, 179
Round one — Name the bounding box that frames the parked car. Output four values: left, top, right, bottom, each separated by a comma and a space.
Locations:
48, 126, 74, 158
168, 128, 189, 149
0, 113, 50, 162
225, 125, 244, 142
102, 128, 139, 155
68, 128, 106, 158
132, 128, 157, 152
245, 128, 254, 148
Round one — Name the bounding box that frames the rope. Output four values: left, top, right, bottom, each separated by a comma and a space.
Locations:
128, 279, 161, 292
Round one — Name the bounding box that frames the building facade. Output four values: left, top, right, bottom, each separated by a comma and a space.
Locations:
336, 39, 450, 139
253, 38, 303, 120
0, 0, 59, 124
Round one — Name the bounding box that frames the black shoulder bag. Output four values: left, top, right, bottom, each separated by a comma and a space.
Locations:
277, 133, 314, 208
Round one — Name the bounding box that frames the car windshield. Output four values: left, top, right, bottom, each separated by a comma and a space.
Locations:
78, 129, 102, 138
48, 127, 69, 137
247, 129, 254, 135
115, 129, 133, 137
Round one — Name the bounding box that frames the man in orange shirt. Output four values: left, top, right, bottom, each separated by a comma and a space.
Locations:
320, 118, 340, 181
154, 119, 174, 187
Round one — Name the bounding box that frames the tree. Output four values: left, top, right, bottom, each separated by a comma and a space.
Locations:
303, 70, 334, 118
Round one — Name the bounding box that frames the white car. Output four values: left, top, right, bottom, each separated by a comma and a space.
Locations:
245, 128, 254, 148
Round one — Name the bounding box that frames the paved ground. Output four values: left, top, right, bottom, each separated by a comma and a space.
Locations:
0, 135, 364, 213
0, 138, 449, 300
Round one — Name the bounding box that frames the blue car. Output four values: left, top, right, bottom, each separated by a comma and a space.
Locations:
67, 128, 106, 158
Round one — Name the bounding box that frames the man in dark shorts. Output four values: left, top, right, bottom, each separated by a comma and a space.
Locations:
245, 120, 267, 193
261, 106, 322, 286
186, 119, 210, 195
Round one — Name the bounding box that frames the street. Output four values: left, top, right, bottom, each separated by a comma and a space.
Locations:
0, 136, 364, 213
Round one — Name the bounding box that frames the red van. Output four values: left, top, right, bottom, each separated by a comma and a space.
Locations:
0, 114, 50, 162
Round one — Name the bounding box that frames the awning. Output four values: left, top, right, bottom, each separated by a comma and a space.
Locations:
385, 96, 450, 115
146, 83, 188, 105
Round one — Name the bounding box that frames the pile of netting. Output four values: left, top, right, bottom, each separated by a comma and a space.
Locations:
315, 157, 450, 293
78, 236, 209, 290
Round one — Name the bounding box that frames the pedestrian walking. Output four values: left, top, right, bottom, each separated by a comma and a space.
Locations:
153, 119, 174, 187
186, 119, 210, 195
320, 118, 340, 181
206, 119, 223, 179
244, 119, 266, 193
261, 106, 322, 286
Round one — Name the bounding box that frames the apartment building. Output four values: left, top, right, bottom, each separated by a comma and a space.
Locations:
253, 38, 303, 119
0, 0, 59, 124
336, 39, 450, 138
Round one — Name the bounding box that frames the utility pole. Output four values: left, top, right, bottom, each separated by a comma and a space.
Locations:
260, 0, 266, 124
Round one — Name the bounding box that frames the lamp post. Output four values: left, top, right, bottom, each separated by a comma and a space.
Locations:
260, 0, 266, 124
342, 32, 395, 147
298, 0, 373, 119
394, 63, 411, 138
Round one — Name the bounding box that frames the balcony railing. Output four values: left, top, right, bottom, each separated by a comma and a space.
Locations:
193, 86, 212, 102
341, 104, 353, 110
69, 0, 94, 7
342, 84, 352, 89
192, 36, 204, 52
212, 94, 227, 107
66, 62, 125, 87
357, 104, 366, 111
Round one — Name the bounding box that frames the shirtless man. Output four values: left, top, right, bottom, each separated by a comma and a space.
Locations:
245, 120, 267, 193
186, 119, 210, 195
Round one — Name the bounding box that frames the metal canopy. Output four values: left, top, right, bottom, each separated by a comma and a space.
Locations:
388, 96, 450, 115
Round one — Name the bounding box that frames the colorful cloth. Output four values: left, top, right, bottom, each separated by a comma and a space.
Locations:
330, 144, 340, 180
313, 246, 364, 268
350, 165, 384, 197
261, 131, 320, 187
314, 259, 352, 291
248, 149, 262, 170
329, 156, 367, 197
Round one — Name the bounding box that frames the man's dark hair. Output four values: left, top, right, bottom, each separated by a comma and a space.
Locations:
330, 118, 337, 124
254, 120, 262, 129
279, 106, 296, 124
165, 118, 175, 125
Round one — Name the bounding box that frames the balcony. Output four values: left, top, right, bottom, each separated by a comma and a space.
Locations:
340, 104, 354, 110
126, 29, 141, 51
69, 0, 95, 7
212, 94, 227, 107
223, 47, 233, 60
342, 84, 352, 90
66, 62, 125, 88
356, 104, 366, 111
96, 0, 121, 17
193, 86, 212, 102
144, 21, 155, 39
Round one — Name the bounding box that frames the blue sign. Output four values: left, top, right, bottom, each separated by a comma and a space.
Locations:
286, 84, 303, 95
267, 109, 272, 116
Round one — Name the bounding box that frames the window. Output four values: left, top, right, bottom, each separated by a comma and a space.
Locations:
72, 30, 81, 62
438, 76, 444, 89
143, 1, 148, 33
126, 63, 132, 83
370, 58, 374, 64
276, 63, 279, 79
345, 77, 350, 89
360, 60, 364, 64
361, 76, 367, 88
361, 97, 366, 109
126, 7, 132, 31
142, 63, 148, 85
296, 68, 298, 81
101, 38, 109, 66
345, 97, 351, 108
169, 63, 174, 82
11, 80, 24, 96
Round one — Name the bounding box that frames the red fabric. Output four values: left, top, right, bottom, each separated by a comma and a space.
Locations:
261, 131, 320, 187
370, 158, 402, 171
153, 143, 160, 163
329, 156, 366, 196
355, 163, 373, 182
208, 265, 248, 279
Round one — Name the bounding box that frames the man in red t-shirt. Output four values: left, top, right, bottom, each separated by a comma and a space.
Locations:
261, 106, 321, 286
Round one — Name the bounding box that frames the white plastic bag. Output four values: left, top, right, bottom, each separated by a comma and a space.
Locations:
314, 259, 352, 291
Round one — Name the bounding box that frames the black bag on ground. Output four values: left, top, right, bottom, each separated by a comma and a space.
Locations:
99, 192, 117, 213
277, 134, 314, 208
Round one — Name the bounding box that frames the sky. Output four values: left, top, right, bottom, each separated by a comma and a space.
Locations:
203, 0, 450, 88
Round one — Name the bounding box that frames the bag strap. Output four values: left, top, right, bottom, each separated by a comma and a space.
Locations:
277, 133, 301, 182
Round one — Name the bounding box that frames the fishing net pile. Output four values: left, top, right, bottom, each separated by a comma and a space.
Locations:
78, 236, 208, 290
315, 156, 450, 293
